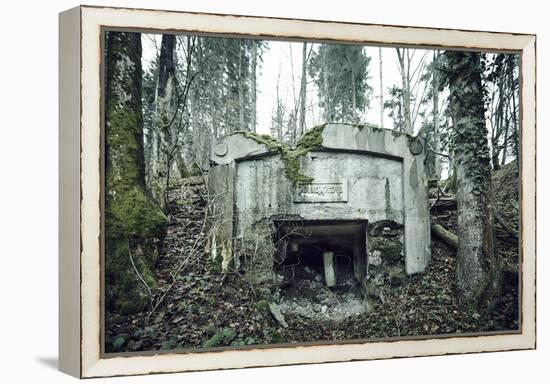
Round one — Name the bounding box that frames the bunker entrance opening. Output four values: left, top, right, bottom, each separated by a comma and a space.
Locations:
271, 219, 369, 318
274, 219, 369, 285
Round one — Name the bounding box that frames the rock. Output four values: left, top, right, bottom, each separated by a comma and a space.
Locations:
373, 274, 384, 286
268, 303, 288, 328
321, 305, 328, 314
314, 274, 323, 282
304, 266, 314, 274
295, 306, 314, 319
369, 250, 382, 266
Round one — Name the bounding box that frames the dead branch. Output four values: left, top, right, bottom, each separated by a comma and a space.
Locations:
127, 240, 154, 308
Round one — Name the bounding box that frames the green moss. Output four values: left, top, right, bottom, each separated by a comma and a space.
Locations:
104, 32, 167, 313
203, 328, 237, 348
267, 329, 286, 344
160, 339, 178, 350
353, 122, 382, 132
254, 299, 271, 316
120, 301, 139, 315
369, 237, 403, 264
111, 333, 130, 350
105, 187, 166, 311
236, 124, 327, 185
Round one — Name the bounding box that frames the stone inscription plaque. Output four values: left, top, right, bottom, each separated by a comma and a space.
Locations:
294, 180, 348, 203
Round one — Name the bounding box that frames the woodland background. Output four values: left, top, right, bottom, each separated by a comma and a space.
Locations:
0, 1, 546, 384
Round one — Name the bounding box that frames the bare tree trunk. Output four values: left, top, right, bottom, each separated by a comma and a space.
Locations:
432, 51, 441, 179
446, 50, 501, 308
510, 67, 519, 169
251, 40, 257, 133
492, 92, 504, 170
379, 47, 384, 128
351, 63, 357, 123
238, 44, 246, 131
501, 98, 510, 166
298, 42, 307, 137
502, 57, 517, 167
153, 34, 177, 211
275, 71, 283, 141
396, 48, 412, 133
323, 50, 331, 121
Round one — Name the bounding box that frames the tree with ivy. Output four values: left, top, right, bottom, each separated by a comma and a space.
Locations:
445, 50, 501, 308
308, 44, 372, 123
104, 31, 167, 314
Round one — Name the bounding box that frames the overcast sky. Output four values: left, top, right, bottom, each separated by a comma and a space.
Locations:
141, 34, 436, 136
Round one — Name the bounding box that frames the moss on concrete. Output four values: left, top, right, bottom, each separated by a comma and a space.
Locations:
369, 237, 403, 264
236, 124, 327, 184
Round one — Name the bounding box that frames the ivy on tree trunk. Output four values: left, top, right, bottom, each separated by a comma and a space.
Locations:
445, 50, 501, 308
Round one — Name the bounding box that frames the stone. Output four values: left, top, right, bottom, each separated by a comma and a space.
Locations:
373, 274, 384, 286
369, 250, 382, 266
268, 303, 288, 328
295, 306, 314, 319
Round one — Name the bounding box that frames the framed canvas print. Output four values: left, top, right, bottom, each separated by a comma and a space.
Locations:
58, 5, 536, 378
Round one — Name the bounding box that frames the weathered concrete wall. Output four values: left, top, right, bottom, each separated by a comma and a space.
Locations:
208, 123, 430, 282
320, 124, 430, 274
235, 152, 404, 232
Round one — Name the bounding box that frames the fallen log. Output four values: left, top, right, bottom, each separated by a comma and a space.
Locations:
493, 211, 518, 238
432, 221, 517, 250
431, 223, 458, 249
430, 196, 457, 211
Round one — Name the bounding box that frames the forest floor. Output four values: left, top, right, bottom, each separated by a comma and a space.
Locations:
105, 164, 519, 353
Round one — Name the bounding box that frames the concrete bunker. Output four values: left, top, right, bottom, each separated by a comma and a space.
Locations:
208, 123, 430, 314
